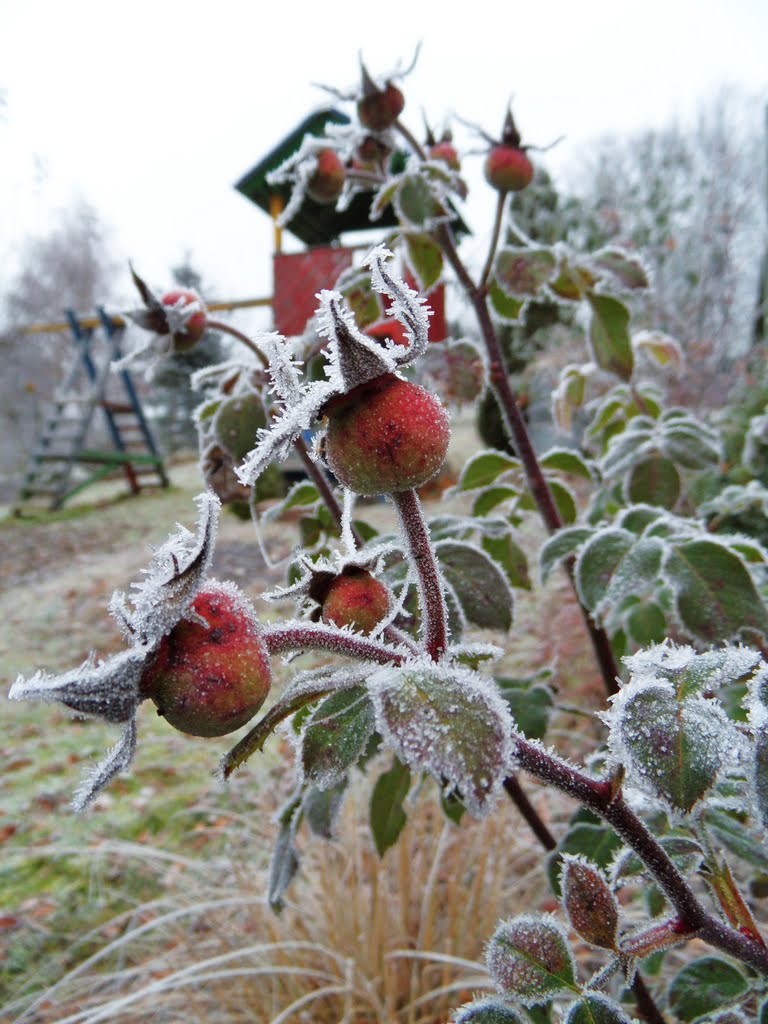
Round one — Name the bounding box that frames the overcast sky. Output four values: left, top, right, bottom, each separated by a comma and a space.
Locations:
1, 0, 767, 328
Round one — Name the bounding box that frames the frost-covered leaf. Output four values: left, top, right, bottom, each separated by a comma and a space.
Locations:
421, 338, 486, 405
585, 292, 633, 381
268, 789, 302, 912
561, 856, 619, 950
746, 664, 768, 830
396, 174, 447, 228
494, 248, 557, 299
632, 330, 683, 374
625, 602, 667, 646
214, 392, 267, 462
598, 537, 665, 618
540, 527, 593, 584
548, 820, 623, 897
575, 529, 634, 612
473, 486, 521, 518
483, 533, 531, 591
451, 998, 526, 1024
404, 232, 443, 292
370, 756, 410, 856
664, 540, 768, 643
370, 662, 514, 816
489, 279, 526, 323
457, 450, 521, 491
549, 479, 578, 525
610, 683, 734, 812
668, 958, 749, 1022
539, 448, 595, 480
564, 995, 634, 1024
705, 807, 768, 871
436, 540, 514, 631
626, 454, 681, 509
590, 248, 650, 291
486, 914, 579, 1006
300, 686, 375, 790
497, 674, 554, 740
264, 481, 320, 520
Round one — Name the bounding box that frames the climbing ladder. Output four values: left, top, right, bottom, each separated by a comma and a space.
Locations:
16, 309, 169, 511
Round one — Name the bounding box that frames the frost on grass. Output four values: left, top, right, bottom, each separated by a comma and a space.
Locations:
236, 246, 431, 488
369, 660, 514, 816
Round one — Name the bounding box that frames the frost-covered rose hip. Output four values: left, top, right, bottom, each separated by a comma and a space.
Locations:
161, 288, 208, 352
306, 148, 345, 205
483, 109, 534, 194
323, 373, 450, 495
321, 569, 390, 634
140, 585, 271, 737
357, 63, 404, 132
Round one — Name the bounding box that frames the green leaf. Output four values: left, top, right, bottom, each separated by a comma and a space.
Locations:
615, 685, 731, 812
497, 678, 554, 739
626, 454, 681, 509
214, 392, 267, 462
548, 823, 623, 897
302, 779, 347, 839
483, 533, 531, 590
665, 539, 768, 643
486, 915, 578, 1006
625, 601, 667, 645
436, 540, 514, 630
300, 686, 375, 790
339, 266, 384, 329
495, 247, 557, 299
575, 529, 634, 612
458, 450, 521, 491
397, 175, 444, 227
371, 664, 513, 816
590, 248, 649, 291
705, 808, 768, 871
668, 957, 749, 1022
585, 291, 633, 380
539, 448, 595, 480
539, 527, 593, 584
370, 757, 410, 857
561, 856, 619, 950
548, 479, 578, 525
564, 994, 634, 1024
489, 279, 526, 322
473, 486, 521, 517
268, 790, 303, 912
404, 232, 443, 292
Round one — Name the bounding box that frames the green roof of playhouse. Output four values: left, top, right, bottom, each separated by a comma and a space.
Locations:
235, 107, 468, 247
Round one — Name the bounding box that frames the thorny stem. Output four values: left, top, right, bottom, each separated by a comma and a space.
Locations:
479, 190, 507, 291
515, 737, 768, 976
390, 489, 448, 661
435, 221, 621, 697
264, 622, 406, 666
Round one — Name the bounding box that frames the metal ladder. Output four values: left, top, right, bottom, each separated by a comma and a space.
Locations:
16, 310, 169, 510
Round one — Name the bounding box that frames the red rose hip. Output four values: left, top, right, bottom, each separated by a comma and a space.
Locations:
321, 569, 390, 634
161, 288, 208, 352
484, 145, 534, 193
140, 586, 271, 737
306, 148, 345, 205
323, 373, 450, 495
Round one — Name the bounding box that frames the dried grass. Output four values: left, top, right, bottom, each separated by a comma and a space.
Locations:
7, 763, 559, 1024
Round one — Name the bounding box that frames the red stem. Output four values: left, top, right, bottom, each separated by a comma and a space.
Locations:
264, 622, 405, 666
390, 488, 448, 661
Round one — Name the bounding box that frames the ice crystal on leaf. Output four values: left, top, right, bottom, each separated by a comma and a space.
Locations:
237, 246, 430, 488
369, 660, 515, 816
9, 493, 233, 811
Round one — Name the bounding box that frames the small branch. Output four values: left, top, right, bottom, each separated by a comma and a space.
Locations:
514, 738, 768, 975
264, 622, 406, 666
435, 221, 621, 697
292, 435, 365, 551
502, 775, 557, 850
395, 120, 427, 160
390, 488, 448, 661
479, 190, 507, 292
207, 318, 268, 367
630, 971, 667, 1024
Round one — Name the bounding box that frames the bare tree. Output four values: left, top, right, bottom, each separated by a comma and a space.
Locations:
0, 198, 118, 477
564, 87, 766, 400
